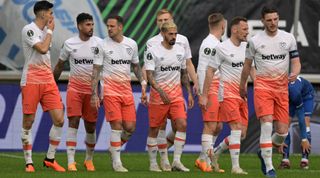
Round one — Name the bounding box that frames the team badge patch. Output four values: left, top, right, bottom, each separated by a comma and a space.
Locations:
91, 47, 99, 55
279, 42, 287, 49
146, 53, 153, 60
27, 30, 34, 37
211, 48, 216, 56
126, 48, 133, 55
176, 54, 183, 62
204, 47, 211, 55
246, 43, 249, 48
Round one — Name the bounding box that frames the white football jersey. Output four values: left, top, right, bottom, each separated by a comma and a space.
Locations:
197, 34, 220, 95
59, 36, 102, 94
209, 39, 247, 101
21, 22, 53, 86
95, 36, 139, 96
246, 30, 298, 92
144, 43, 187, 104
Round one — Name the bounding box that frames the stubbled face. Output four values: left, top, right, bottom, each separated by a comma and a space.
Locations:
78, 20, 94, 38
235, 21, 249, 42
40, 8, 54, 23
262, 12, 279, 34
156, 13, 173, 28
162, 27, 177, 46
107, 19, 122, 38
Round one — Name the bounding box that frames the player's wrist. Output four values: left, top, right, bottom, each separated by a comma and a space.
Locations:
46, 29, 53, 35
141, 80, 147, 86
301, 138, 308, 142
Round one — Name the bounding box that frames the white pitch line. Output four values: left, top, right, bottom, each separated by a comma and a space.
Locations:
0, 153, 24, 159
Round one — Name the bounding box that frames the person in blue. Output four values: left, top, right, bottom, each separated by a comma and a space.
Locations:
279, 76, 314, 169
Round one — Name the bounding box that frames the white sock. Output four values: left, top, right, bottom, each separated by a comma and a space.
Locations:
47, 125, 62, 159
260, 122, 274, 172
306, 127, 310, 132
110, 130, 122, 165
214, 136, 229, 155
157, 130, 169, 164
173, 131, 186, 162
85, 132, 96, 161
66, 127, 77, 164
121, 130, 132, 145
147, 137, 158, 165
199, 134, 213, 160
229, 130, 241, 169
166, 131, 175, 149
21, 128, 33, 164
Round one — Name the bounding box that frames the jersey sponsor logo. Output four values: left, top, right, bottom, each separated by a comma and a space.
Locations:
232, 62, 244, 67
160, 66, 181, 71
74, 58, 93, 64
26, 30, 34, 37
111, 59, 131, 65
261, 54, 286, 60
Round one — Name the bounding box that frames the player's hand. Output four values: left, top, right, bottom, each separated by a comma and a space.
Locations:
188, 93, 194, 109
159, 89, 170, 104
47, 19, 55, 31
90, 94, 100, 110
278, 143, 288, 154
288, 72, 298, 82
239, 85, 247, 101
193, 83, 200, 96
198, 95, 208, 110
301, 139, 311, 154
141, 84, 148, 106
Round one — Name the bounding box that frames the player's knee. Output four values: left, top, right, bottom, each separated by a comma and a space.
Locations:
272, 132, 288, 147
54, 119, 64, 127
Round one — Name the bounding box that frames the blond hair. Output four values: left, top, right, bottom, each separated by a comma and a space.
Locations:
160, 21, 177, 32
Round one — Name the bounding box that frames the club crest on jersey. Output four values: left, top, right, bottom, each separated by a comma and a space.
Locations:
146, 53, 153, 60
72, 49, 77, 53
126, 48, 133, 55
91, 47, 99, 55
176, 54, 183, 62
27, 30, 34, 37
261, 45, 265, 49
230, 54, 234, 58
279, 42, 287, 49
160, 57, 164, 61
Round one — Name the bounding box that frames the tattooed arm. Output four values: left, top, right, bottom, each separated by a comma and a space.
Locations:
90, 64, 102, 109
181, 68, 194, 108
146, 70, 170, 104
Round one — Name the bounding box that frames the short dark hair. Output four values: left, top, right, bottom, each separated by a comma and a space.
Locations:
261, 5, 278, 18
33, 0, 53, 15
208, 13, 224, 28
230, 16, 247, 28
107, 15, 124, 25
76, 13, 93, 24
227, 16, 247, 37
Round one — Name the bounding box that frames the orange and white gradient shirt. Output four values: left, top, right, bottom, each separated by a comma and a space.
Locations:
145, 33, 192, 59
209, 39, 247, 101
21, 22, 53, 86
59, 36, 102, 94
95, 36, 139, 96
246, 30, 299, 92
197, 34, 220, 95
144, 44, 187, 105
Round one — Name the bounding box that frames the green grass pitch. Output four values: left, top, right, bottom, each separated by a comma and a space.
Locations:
0, 152, 319, 178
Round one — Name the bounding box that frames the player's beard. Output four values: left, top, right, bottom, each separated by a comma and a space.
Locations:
169, 39, 176, 45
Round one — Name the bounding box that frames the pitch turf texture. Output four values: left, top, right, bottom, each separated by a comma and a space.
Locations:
0, 152, 319, 178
